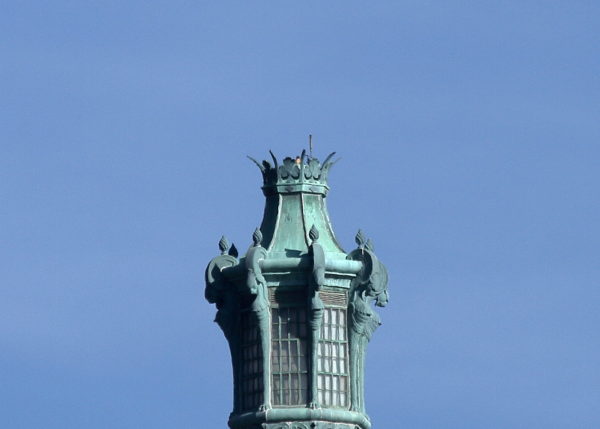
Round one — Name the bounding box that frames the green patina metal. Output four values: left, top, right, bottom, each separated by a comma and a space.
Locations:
205, 151, 389, 429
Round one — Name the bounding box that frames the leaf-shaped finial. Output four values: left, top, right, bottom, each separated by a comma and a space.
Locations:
252, 228, 263, 246
218, 235, 230, 254
229, 243, 239, 258
309, 224, 319, 242
365, 238, 374, 252
355, 229, 367, 248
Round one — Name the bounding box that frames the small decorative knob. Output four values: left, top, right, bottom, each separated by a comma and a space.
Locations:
309, 225, 319, 242
355, 229, 367, 248
218, 235, 230, 255
252, 228, 263, 246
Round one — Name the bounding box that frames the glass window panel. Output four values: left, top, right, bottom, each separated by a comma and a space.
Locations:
282, 376, 289, 390
299, 387, 307, 403
240, 311, 263, 410
331, 309, 337, 325
271, 306, 308, 406
299, 323, 306, 337
280, 342, 288, 358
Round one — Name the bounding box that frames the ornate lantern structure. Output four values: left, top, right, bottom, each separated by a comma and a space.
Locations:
205, 151, 389, 429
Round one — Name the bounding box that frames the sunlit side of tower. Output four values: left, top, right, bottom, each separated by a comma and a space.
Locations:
205, 150, 389, 429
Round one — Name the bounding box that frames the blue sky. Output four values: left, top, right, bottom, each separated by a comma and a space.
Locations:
1, 2, 599, 428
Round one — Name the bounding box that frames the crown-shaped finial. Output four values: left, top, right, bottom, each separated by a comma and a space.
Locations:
248, 150, 338, 195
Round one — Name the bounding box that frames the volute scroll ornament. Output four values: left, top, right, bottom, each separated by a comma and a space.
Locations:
346, 230, 389, 413
205, 235, 242, 412
308, 225, 325, 408
244, 227, 272, 411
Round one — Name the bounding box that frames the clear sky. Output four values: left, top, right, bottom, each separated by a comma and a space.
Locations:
2, 2, 599, 428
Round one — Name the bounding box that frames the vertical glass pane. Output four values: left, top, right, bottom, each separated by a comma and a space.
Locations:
299, 387, 307, 403
271, 305, 308, 406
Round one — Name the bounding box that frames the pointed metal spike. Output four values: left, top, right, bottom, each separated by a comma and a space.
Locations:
322, 151, 337, 167
247, 156, 265, 173
269, 150, 278, 169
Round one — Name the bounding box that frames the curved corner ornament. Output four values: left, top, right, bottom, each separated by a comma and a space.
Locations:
308, 225, 325, 408
244, 227, 272, 411
206, 235, 240, 338
346, 229, 389, 413
205, 235, 242, 411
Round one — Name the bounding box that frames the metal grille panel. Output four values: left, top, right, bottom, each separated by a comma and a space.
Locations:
240, 311, 263, 410
271, 307, 308, 406
317, 307, 349, 408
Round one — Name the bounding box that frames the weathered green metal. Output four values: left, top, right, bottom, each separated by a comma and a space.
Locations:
205, 151, 389, 429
